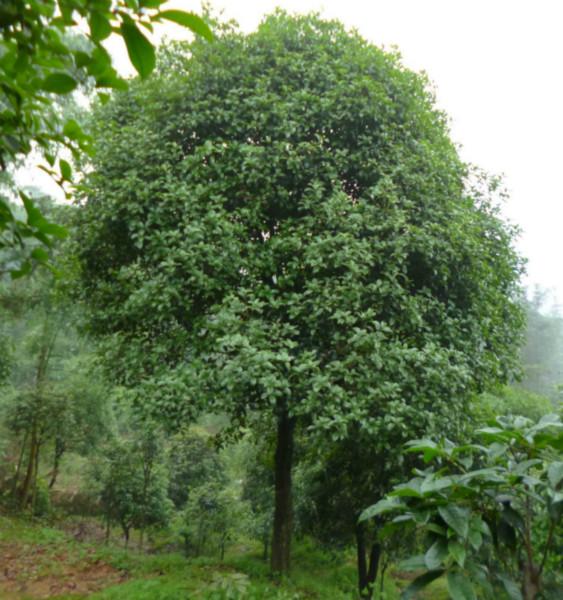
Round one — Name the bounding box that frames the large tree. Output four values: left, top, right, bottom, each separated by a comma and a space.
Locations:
74, 13, 524, 574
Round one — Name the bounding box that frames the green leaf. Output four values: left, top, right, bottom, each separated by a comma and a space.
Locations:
31, 247, 50, 262
41, 73, 78, 94
467, 528, 483, 551
359, 497, 402, 521
21, 193, 43, 227
63, 119, 84, 140
498, 575, 523, 600
74, 50, 91, 69
95, 72, 128, 91
448, 540, 466, 567
158, 11, 213, 41
547, 461, 563, 489
401, 570, 445, 599
89, 12, 112, 42
59, 159, 72, 181
425, 540, 448, 570
140, 0, 166, 7
438, 505, 470, 539
37, 222, 68, 239
398, 555, 427, 572
391, 486, 423, 498
120, 18, 155, 78
11, 261, 32, 279
421, 476, 454, 495
447, 570, 476, 600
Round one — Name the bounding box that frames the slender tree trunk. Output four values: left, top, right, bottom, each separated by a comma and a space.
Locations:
20, 323, 56, 510
12, 430, 29, 499
356, 523, 381, 600
19, 424, 38, 509
105, 516, 111, 544
49, 437, 65, 489
380, 559, 388, 598
271, 406, 296, 575
30, 440, 41, 514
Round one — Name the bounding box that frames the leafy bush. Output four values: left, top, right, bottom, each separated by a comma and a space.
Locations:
361, 414, 563, 600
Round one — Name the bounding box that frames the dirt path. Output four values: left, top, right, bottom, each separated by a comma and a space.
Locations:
0, 541, 127, 599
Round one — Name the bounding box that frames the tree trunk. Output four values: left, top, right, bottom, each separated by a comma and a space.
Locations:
270, 406, 296, 575
30, 440, 41, 514
12, 430, 29, 499
19, 424, 38, 509
49, 437, 66, 489
523, 565, 541, 600
356, 523, 381, 600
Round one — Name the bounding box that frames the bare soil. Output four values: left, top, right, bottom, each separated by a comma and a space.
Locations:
0, 541, 128, 599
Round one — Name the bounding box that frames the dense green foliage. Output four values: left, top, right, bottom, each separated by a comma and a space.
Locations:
0, 10, 559, 600
361, 415, 563, 599
0, 0, 211, 275
77, 14, 524, 432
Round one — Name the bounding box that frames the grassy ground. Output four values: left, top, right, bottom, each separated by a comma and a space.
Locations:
0, 514, 449, 599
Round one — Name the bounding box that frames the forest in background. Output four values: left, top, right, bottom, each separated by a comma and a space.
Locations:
0, 7, 561, 600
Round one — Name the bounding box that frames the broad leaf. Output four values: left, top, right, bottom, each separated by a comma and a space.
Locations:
158, 10, 213, 41
498, 575, 523, 600
359, 497, 401, 522
425, 540, 448, 570
89, 12, 112, 41
438, 505, 470, 539
120, 18, 155, 78
447, 570, 476, 600
448, 540, 466, 567
41, 73, 78, 94
547, 461, 563, 489
59, 159, 72, 181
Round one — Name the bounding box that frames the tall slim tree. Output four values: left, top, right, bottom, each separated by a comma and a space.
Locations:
74, 13, 524, 574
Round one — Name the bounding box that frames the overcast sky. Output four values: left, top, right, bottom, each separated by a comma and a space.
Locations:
24, 1, 563, 302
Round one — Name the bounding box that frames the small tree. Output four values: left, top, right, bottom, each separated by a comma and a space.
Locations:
92, 437, 170, 548
182, 482, 243, 560
361, 414, 563, 600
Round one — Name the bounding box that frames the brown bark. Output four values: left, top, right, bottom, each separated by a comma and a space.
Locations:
270, 405, 296, 575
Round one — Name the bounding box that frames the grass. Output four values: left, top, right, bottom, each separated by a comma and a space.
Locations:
0, 514, 451, 599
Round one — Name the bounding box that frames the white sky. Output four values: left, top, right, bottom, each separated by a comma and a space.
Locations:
21, 0, 563, 301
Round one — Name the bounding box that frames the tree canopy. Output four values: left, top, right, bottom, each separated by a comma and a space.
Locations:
74, 12, 525, 574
